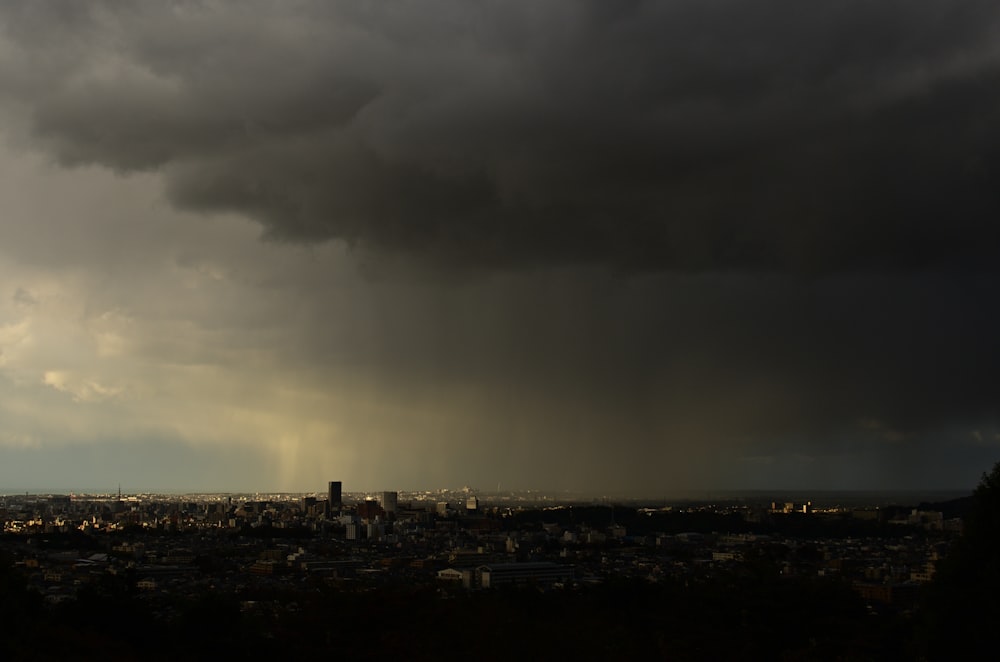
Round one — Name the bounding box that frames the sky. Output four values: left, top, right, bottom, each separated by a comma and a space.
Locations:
1, 1, 999, 494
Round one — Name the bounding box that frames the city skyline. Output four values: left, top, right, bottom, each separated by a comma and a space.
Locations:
2, 2, 1000, 493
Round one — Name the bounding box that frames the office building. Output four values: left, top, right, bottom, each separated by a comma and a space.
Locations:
328, 481, 342, 514
381, 491, 398, 516
477, 562, 574, 589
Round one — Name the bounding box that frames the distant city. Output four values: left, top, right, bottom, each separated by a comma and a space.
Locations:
0, 484, 971, 508
0, 474, 982, 657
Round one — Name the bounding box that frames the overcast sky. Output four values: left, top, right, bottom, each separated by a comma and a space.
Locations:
1, 1, 998, 494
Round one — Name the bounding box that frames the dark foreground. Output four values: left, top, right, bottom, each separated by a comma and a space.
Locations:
1, 557, 923, 661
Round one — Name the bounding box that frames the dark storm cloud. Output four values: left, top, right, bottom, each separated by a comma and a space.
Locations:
312, 268, 1000, 450
2, 1, 999, 491
4, 0, 1000, 271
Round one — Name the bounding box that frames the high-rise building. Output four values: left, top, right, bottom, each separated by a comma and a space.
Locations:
357, 498, 383, 520
328, 481, 342, 513
380, 491, 398, 515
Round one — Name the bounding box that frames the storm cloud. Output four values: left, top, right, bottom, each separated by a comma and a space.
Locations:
4, 0, 1000, 271
0, 1, 998, 493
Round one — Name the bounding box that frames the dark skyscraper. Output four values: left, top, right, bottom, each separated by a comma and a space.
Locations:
328, 481, 342, 513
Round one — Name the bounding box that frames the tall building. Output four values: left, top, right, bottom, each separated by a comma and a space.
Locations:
381, 491, 398, 516
302, 496, 318, 517
357, 498, 383, 520
328, 481, 342, 514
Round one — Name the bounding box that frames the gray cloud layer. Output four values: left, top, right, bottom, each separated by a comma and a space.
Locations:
1, 2, 999, 492
4, 0, 1000, 271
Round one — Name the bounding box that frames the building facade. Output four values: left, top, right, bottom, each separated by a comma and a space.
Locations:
328, 481, 342, 513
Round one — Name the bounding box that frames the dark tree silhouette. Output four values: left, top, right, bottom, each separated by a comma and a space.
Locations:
922, 460, 1000, 659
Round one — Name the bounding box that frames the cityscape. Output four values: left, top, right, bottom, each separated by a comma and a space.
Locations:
0, 475, 991, 658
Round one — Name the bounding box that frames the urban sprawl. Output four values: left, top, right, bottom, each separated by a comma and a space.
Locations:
0, 482, 962, 615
